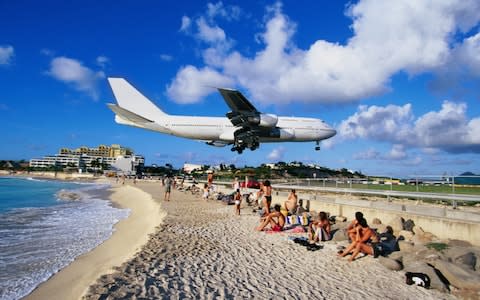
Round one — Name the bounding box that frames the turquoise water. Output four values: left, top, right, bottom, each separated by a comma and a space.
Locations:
0, 177, 129, 300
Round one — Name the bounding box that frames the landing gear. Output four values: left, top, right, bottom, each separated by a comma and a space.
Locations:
232, 129, 260, 154
315, 141, 320, 151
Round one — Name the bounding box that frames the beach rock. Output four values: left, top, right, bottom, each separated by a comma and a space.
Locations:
336, 216, 347, 222
448, 239, 472, 248
411, 233, 433, 245
413, 226, 425, 236
403, 219, 415, 232
404, 261, 449, 292
56, 190, 81, 201
430, 260, 480, 290
332, 228, 348, 241
398, 230, 414, 241
398, 240, 415, 252
371, 223, 387, 234
371, 217, 382, 225
387, 251, 404, 262
454, 252, 477, 271
378, 256, 403, 271
388, 216, 404, 233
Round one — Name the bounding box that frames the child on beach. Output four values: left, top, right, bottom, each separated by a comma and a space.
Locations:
234, 189, 241, 215
202, 184, 209, 200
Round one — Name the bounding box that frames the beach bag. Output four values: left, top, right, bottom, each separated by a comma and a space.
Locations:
297, 215, 309, 226
286, 215, 298, 225
405, 272, 430, 288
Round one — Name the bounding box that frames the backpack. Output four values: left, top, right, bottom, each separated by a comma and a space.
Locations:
405, 272, 430, 288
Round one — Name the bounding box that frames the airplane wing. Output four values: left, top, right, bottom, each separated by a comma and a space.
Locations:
217, 88, 279, 153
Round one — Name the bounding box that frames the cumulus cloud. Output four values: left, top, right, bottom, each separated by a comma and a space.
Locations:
338, 101, 480, 154
267, 146, 286, 161
47, 56, 105, 100
0, 45, 14, 65
166, 65, 233, 103
180, 16, 192, 32
159, 54, 173, 61
168, 0, 480, 104
96, 56, 109, 68
206, 2, 241, 21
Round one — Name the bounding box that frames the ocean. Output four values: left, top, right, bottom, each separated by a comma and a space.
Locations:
0, 177, 130, 300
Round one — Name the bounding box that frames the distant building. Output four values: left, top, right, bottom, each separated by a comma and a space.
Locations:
30, 144, 143, 174
183, 163, 203, 174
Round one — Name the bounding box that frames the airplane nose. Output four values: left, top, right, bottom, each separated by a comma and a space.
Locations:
327, 128, 337, 138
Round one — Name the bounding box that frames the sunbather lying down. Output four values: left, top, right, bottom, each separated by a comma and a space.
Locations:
256, 204, 285, 232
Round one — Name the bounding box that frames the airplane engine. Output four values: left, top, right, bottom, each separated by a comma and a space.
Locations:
248, 114, 278, 127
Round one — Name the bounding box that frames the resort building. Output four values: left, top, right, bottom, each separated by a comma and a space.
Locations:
29, 144, 144, 174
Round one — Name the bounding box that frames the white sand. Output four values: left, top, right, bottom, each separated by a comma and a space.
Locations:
25, 184, 165, 300
82, 182, 454, 300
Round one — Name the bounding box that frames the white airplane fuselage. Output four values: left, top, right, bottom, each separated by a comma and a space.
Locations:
114, 114, 336, 144
107, 77, 336, 151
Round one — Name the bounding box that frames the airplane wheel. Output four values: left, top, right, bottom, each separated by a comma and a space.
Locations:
315, 146, 320, 151
237, 149, 243, 154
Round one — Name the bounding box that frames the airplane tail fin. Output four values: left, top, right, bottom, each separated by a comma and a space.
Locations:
107, 78, 168, 120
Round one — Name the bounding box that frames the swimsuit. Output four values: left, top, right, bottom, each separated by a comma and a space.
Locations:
272, 225, 282, 232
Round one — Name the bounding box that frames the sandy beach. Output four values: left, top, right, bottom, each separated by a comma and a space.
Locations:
35, 181, 453, 300
25, 183, 165, 300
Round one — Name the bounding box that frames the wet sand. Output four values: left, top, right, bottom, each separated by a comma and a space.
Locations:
25, 183, 165, 300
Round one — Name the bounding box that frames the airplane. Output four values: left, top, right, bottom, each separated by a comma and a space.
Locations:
106, 78, 336, 154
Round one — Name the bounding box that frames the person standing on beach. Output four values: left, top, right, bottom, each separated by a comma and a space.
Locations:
164, 175, 172, 201
234, 189, 242, 215
232, 177, 240, 191
207, 171, 214, 187
260, 180, 272, 216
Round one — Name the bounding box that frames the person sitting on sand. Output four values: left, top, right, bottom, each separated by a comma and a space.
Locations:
347, 211, 364, 241
338, 218, 378, 261
295, 199, 307, 215
308, 211, 331, 243
283, 189, 298, 215
256, 204, 285, 232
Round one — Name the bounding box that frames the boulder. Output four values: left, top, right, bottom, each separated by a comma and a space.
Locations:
332, 228, 349, 241
411, 233, 433, 245
430, 260, 480, 290
378, 256, 403, 271
412, 226, 425, 236
404, 261, 449, 292
371, 223, 387, 234
454, 252, 477, 271
388, 216, 404, 233
387, 251, 404, 262
398, 240, 415, 252
403, 219, 415, 232
335, 216, 347, 222
398, 230, 414, 241
371, 217, 382, 225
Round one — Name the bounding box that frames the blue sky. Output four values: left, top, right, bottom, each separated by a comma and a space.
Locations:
1, 1, 480, 177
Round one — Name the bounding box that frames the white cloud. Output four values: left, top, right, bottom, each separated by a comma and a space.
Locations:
180, 16, 191, 32
338, 100, 480, 154
159, 54, 173, 61
166, 65, 233, 103
196, 17, 226, 43
206, 2, 241, 21
168, 0, 480, 104
96, 56, 109, 68
353, 148, 379, 160
47, 56, 105, 100
267, 146, 286, 161
0, 45, 14, 65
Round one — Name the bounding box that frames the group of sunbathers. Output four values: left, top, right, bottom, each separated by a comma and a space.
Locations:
337, 211, 390, 261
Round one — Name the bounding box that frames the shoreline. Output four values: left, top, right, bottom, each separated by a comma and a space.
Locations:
25, 183, 166, 300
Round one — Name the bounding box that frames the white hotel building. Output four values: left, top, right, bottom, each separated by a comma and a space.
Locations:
29, 144, 144, 174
